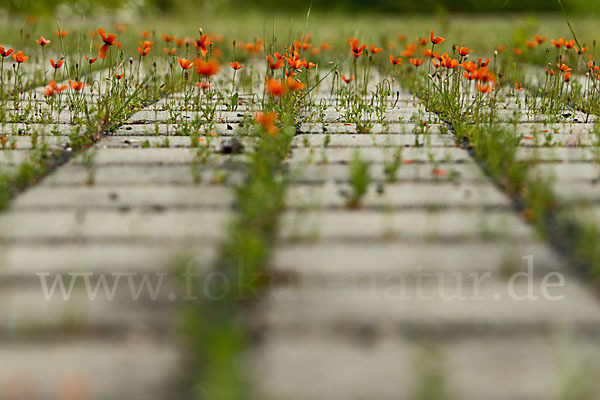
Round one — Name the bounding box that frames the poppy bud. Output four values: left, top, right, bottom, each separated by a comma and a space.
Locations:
130, 57, 133, 64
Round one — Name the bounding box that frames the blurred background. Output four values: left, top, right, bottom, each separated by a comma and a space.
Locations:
1, 0, 599, 15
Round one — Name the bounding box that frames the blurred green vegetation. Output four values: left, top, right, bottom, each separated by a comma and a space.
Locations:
1, 0, 600, 15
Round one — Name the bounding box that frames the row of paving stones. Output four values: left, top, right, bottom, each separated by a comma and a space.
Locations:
2, 81, 600, 399
0, 92, 248, 398
247, 92, 600, 400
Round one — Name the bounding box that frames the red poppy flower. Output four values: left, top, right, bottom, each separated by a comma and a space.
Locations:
114, 72, 124, 80
69, 80, 87, 90
457, 46, 472, 56
349, 39, 367, 58
286, 76, 305, 91
265, 78, 286, 97
255, 111, 278, 135
12, 51, 28, 63
525, 40, 537, 49
341, 74, 354, 84
36, 36, 51, 46
551, 38, 566, 48
194, 58, 220, 77
389, 55, 402, 66
478, 57, 490, 67
84, 56, 98, 64
98, 28, 122, 59
43, 80, 67, 97
194, 34, 212, 57
56, 29, 69, 38
161, 34, 175, 42
49, 58, 64, 69
534, 35, 547, 44
564, 71, 572, 82
302, 59, 316, 69
0, 46, 14, 57
137, 41, 153, 56
410, 58, 425, 67
266, 55, 284, 70
370, 44, 382, 54
430, 30, 445, 45
476, 83, 493, 93
229, 61, 245, 70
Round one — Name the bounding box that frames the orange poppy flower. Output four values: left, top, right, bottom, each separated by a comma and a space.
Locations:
565, 40, 576, 49
265, 78, 286, 97
457, 46, 472, 56
441, 57, 459, 69
478, 57, 490, 67
512, 48, 522, 55
552, 38, 566, 48
349, 39, 367, 58
177, 57, 193, 70
43, 80, 67, 97
575, 46, 589, 55
370, 44, 382, 54
12, 51, 28, 63
462, 61, 478, 73
163, 47, 176, 55
302, 59, 316, 69
141, 30, 152, 39
36, 36, 51, 46
410, 58, 425, 67
341, 74, 354, 84
195, 58, 220, 77
163, 34, 177, 42
255, 111, 278, 135
56, 29, 69, 38
320, 43, 330, 51
287, 76, 306, 91
397, 34, 406, 43
534, 35, 547, 44
401, 44, 416, 58
389, 55, 402, 66
137, 41, 153, 56
84, 56, 98, 64
194, 34, 213, 57
114, 72, 124, 80
497, 44, 506, 53
266, 55, 284, 70
525, 40, 537, 49
294, 40, 312, 51
558, 62, 571, 73
514, 83, 523, 91
49, 58, 64, 69
0, 46, 14, 57
476, 83, 493, 94
69, 80, 87, 90
430, 30, 445, 45
230, 61, 245, 70
545, 68, 555, 76
98, 28, 121, 59
564, 71, 572, 82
